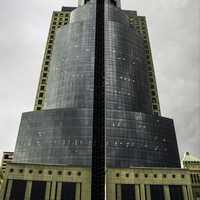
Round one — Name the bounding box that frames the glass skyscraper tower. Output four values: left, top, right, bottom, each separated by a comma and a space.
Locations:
1, 0, 187, 200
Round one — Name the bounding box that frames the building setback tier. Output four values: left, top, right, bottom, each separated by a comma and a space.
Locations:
14, 108, 180, 168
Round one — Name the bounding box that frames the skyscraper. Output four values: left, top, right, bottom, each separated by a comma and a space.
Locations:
1, 0, 191, 200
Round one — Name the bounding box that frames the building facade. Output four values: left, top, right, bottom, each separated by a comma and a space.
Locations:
0, 0, 189, 199
1, 152, 14, 174
182, 152, 200, 200
0, 162, 196, 200
0, 168, 3, 192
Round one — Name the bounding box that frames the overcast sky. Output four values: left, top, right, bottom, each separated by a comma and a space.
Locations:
0, 0, 199, 160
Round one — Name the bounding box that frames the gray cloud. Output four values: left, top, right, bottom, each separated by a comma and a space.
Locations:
0, 0, 199, 160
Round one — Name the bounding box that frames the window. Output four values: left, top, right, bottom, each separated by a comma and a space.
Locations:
151, 85, 155, 89
77, 172, 81, 176
153, 105, 158, 110
38, 100, 42, 105
163, 174, 167, 178
43, 73, 47, 78
10, 180, 26, 200
152, 97, 157, 103
150, 185, 164, 200
68, 171, 72, 176
61, 182, 76, 200
45, 61, 49, 65
150, 78, 154, 82
152, 91, 156, 96
116, 173, 120, 177
58, 171, 62, 175
48, 171, 52, 175
40, 86, 45, 91
37, 107, 41, 111
10, 168, 14, 172
121, 184, 135, 200
42, 79, 46, 84
169, 185, 183, 200
30, 181, 46, 200
47, 50, 51, 54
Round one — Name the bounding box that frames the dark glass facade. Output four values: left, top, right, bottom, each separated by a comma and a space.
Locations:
14, 0, 180, 173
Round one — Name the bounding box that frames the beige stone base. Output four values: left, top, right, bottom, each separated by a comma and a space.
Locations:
0, 162, 199, 200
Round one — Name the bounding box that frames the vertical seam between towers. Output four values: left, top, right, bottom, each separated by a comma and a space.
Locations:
91, 0, 105, 200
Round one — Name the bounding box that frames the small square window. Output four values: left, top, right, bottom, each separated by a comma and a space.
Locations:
40, 86, 45, 90
10, 169, 14, 172
163, 174, 167, 178
38, 100, 42, 105
116, 173, 120, 177
68, 171, 72, 176
58, 171, 62, 175
42, 79, 46, 84
153, 105, 158, 110
43, 73, 47, 78
48, 171, 52, 175
151, 85, 155, 89
77, 172, 81, 176
126, 173, 129, 178
39, 93, 44, 98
